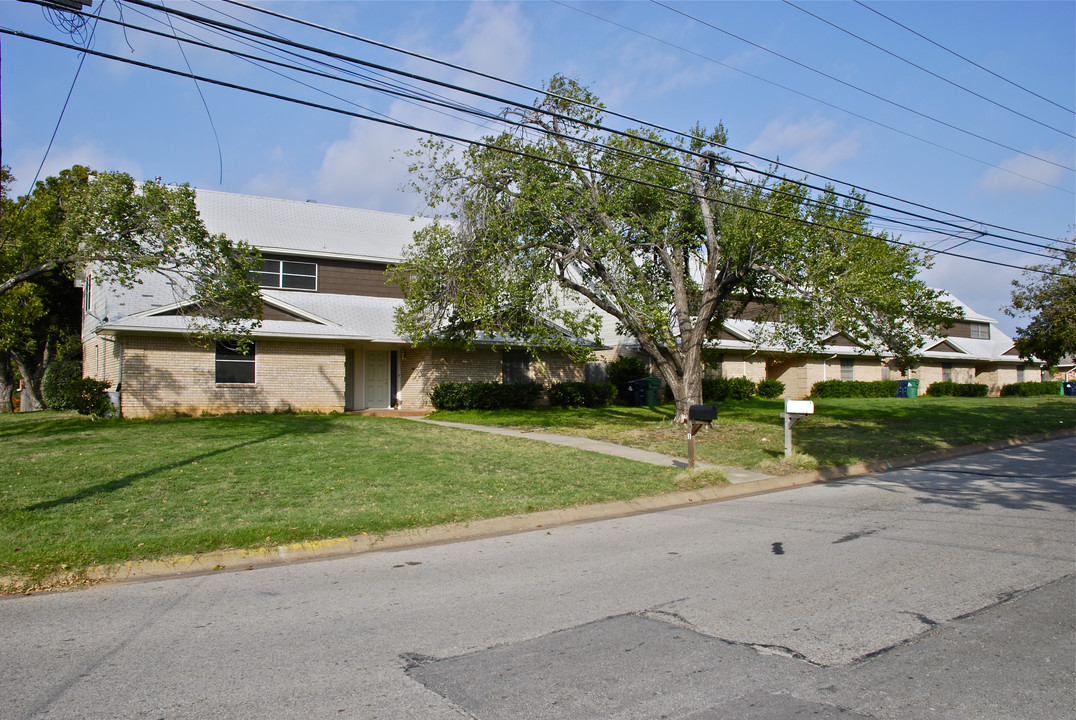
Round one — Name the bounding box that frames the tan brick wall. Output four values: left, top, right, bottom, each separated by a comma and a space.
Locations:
117, 335, 345, 418
766, 358, 812, 399
988, 364, 1030, 395
398, 347, 585, 410
720, 353, 768, 383
82, 336, 121, 388
532, 354, 585, 386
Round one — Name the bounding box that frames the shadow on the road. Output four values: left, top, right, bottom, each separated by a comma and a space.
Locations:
827, 441, 1076, 512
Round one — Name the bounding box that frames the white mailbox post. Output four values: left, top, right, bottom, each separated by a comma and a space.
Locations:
780, 398, 814, 458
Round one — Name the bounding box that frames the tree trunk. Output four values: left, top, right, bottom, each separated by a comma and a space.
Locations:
12, 351, 45, 412
0, 353, 14, 412
649, 341, 705, 424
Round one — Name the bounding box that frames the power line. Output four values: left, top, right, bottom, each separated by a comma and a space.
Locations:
781, 0, 1073, 139
8, 1, 1072, 264
209, 0, 1072, 243
852, 0, 1075, 116
549, 0, 1073, 200
6, 27, 1070, 281
25, 1, 101, 192
649, 0, 1074, 173
17, 0, 1068, 259
97, 1, 1065, 256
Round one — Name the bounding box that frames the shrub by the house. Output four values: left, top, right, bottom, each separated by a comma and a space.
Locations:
926, 382, 989, 397
41, 361, 83, 410
702, 377, 729, 402
68, 378, 113, 417
548, 381, 617, 408
756, 379, 785, 399
430, 382, 542, 410
1000, 381, 1062, 397
811, 380, 900, 398
702, 376, 757, 402
605, 356, 649, 403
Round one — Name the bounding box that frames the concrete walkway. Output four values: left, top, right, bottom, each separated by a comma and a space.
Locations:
412, 418, 774, 484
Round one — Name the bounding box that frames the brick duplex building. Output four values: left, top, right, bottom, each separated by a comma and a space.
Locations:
81, 188, 1040, 418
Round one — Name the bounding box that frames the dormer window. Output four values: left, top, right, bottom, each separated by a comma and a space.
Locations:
257, 259, 317, 290
969, 323, 990, 340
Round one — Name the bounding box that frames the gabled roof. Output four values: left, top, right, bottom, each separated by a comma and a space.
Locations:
192, 188, 431, 263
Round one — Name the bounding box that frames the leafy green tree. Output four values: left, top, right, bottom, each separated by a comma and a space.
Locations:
1005, 241, 1076, 368
393, 77, 958, 420
1, 165, 263, 411
0, 267, 80, 412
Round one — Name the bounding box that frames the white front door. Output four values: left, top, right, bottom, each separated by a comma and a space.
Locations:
364, 350, 391, 408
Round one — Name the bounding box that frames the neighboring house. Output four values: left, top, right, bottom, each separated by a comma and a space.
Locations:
80, 189, 583, 418
598, 296, 1040, 399
80, 189, 1042, 418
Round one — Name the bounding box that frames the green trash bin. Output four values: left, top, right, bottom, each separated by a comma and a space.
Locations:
907, 378, 920, 398
643, 376, 662, 406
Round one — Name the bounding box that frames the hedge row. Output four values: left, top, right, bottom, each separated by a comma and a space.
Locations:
925, 382, 989, 397
810, 380, 901, 398
548, 382, 617, 408
701, 377, 785, 402
1000, 381, 1062, 397
429, 382, 543, 410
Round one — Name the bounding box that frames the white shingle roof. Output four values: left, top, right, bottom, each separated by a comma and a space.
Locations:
193, 188, 432, 263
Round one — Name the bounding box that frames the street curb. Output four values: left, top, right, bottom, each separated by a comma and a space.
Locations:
76, 428, 1075, 586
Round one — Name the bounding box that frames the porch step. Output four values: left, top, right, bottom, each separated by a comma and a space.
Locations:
349, 409, 430, 418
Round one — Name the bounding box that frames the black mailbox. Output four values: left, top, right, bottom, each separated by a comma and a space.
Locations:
688, 404, 717, 422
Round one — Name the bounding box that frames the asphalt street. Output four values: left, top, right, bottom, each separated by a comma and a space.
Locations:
1, 438, 1073, 719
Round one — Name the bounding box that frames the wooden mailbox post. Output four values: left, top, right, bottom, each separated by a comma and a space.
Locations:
780, 398, 814, 458
687, 404, 717, 469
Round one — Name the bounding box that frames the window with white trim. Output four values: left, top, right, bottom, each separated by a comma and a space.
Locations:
840, 359, 854, 382
969, 323, 990, 340
502, 349, 530, 384
256, 259, 317, 290
215, 341, 256, 384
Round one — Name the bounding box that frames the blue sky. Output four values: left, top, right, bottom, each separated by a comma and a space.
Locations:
3, 0, 1074, 338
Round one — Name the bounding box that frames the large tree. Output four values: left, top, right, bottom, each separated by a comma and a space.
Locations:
1004, 241, 1076, 368
392, 77, 958, 420
1, 166, 263, 411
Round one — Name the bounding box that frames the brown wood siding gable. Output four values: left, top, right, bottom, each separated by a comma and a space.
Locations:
926, 339, 964, 353
262, 254, 403, 298
261, 304, 314, 322
944, 321, 990, 339
825, 334, 862, 348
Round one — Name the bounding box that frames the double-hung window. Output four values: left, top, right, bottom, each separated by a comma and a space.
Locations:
215, 341, 256, 384
840, 359, 854, 382
502, 349, 530, 384
257, 259, 317, 290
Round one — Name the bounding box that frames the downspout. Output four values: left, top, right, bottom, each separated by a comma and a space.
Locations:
114, 335, 123, 418
822, 354, 837, 381
744, 349, 758, 377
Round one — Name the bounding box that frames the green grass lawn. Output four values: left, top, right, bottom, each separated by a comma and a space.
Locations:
429, 395, 1076, 472
2, 395, 1072, 591
0, 412, 698, 590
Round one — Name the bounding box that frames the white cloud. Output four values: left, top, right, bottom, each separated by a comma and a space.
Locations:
309, 1, 533, 213
746, 118, 861, 173
312, 119, 422, 213
7, 142, 141, 195
977, 150, 1070, 194
452, 1, 532, 80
